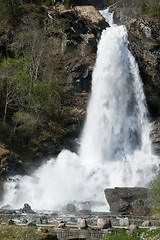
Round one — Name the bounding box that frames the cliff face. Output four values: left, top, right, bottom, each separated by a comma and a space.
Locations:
0, 4, 107, 176
108, 0, 160, 156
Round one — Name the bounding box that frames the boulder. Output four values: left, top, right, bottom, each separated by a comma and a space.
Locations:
55, 220, 66, 228
104, 187, 151, 215
128, 225, 138, 230
97, 218, 112, 229
142, 220, 151, 227
20, 203, 35, 214
65, 203, 76, 213
27, 221, 36, 227
1, 204, 12, 210
119, 218, 130, 227
39, 233, 58, 240
8, 219, 15, 225
20, 217, 28, 224
77, 217, 88, 229
37, 227, 48, 233
39, 216, 49, 224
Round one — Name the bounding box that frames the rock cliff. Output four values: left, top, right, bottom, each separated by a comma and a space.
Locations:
0, 4, 107, 176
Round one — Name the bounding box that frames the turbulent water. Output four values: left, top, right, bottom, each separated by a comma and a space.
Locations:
1, 10, 159, 211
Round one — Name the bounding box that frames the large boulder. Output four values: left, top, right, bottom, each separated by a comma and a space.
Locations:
97, 218, 112, 229
77, 217, 88, 229
20, 203, 35, 214
104, 187, 151, 215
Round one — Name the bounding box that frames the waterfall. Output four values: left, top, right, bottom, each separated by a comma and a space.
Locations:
1, 9, 159, 211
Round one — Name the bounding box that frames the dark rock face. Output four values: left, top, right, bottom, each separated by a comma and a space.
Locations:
104, 187, 151, 215
151, 118, 160, 156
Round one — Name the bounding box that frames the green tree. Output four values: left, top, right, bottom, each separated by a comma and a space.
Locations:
0, 56, 30, 123
149, 170, 160, 213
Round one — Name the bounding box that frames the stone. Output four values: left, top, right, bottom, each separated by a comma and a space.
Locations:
65, 204, 76, 213
77, 218, 88, 229
55, 220, 65, 228
141, 220, 152, 227
128, 225, 138, 230
104, 187, 150, 215
39, 233, 58, 240
1, 204, 12, 210
20, 203, 35, 214
27, 221, 36, 227
39, 216, 49, 224
119, 218, 130, 227
97, 218, 112, 229
20, 217, 28, 224
8, 219, 15, 225
37, 227, 49, 233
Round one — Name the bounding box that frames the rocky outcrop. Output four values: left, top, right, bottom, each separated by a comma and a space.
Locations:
104, 187, 151, 215
0, 144, 25, 182
151, 118, 160, 156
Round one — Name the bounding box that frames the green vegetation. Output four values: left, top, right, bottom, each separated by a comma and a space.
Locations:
104, 228, 160, 240
148, 170, 160, 214
0, 225, 57, 240
0, 0, 83, 160
139, 0, 160, 17
0, 24, 69, 152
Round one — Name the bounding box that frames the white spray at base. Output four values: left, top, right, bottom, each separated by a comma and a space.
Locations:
1, 10, 159, 211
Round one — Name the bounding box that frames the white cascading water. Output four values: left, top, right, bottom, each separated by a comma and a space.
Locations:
1, 9, 159, 211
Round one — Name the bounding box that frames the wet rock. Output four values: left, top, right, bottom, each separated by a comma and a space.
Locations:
119, 218, 130, 227
20, 203, 35, 214
104, 187, 150, 215
97, 218, 112, 229
77, 217, 88, 229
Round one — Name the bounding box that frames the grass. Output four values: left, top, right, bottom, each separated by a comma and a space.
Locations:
0, 225, 57, 240
104, 227, 160, 240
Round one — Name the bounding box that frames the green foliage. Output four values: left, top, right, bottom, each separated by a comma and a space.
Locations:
139, 0, 160, 17
104, 228, 160, 240
0, 24, 68, 147
148, 170, 160, 213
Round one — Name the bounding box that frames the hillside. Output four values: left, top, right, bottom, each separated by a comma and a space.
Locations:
0, 0, 160, 179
